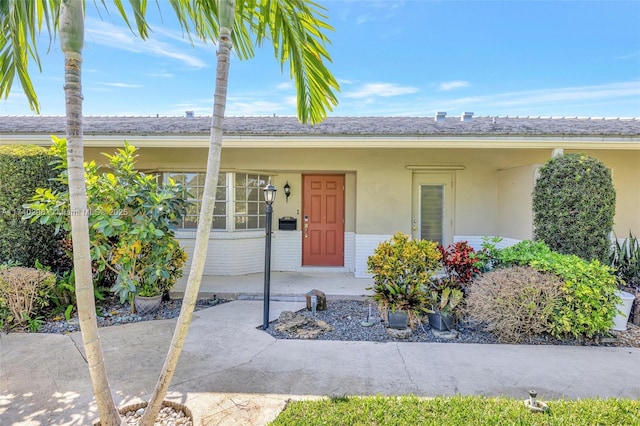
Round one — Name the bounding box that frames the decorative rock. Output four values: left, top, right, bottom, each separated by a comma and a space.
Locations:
386, 327, 413, 339
274, 311, 333, 339
432, 329, 459, 340
306, 289, 327, 311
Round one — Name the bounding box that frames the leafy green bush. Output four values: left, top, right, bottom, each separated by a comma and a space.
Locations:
532, 153, 615, 263
495, 240, 620, 339
366, 232, 441, 326
0, 145, 62, 268
25, 138, 188, 307
466, 266, 564, 343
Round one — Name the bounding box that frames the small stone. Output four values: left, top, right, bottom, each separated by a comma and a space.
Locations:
386, 327, 413, 339
432, 329, 459, 340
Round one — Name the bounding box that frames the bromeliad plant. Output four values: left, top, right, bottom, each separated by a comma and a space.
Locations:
367, 232, 441, 327
25, 138, 188, 309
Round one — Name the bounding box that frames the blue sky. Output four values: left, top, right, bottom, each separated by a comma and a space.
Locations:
2, 0, 640, 118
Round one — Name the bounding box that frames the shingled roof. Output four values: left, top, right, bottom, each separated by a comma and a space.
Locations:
1, 115, 638, 137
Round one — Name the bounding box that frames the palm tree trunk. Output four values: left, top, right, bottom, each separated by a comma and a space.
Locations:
141, 1, 236, 423
60, 1, 121, 424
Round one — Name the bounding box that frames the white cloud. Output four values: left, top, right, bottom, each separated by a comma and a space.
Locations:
276, 82, 293, 90
103, 83, 142, 88
331, 81, 640, 117
438, 81, 470, 91
147, 73, 174, 78
463, 81, 640, 109
85, 19, 208, 69
343, 83, 419, 99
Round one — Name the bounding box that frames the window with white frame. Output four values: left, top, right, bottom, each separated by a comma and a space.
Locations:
164, 172, 270, 231
234, 173, 269, 230
164, 172, 227, 229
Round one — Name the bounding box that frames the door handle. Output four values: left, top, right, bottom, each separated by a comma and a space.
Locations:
304, 223, 309, 238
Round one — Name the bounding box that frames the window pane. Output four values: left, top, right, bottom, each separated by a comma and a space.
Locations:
214, 202, 226, 215
420, 185, 444, 245
183, 217, 198, 229
216, 187, 227, 201
212, 216, 226, 230
236, 202, 247, 215
247, 188, 259, 201
236, 174, 246, 186
248, 202, 258, 214
247, 216, 258, 229
235, 188, 247, 202
235, 216, 247, 229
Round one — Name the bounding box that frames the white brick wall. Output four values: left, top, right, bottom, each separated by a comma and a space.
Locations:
176, 230, 358, 275
272, 230, 302, 271
176, 231, 523, 277
355, 234, 393, 278
176, 231, 265, 275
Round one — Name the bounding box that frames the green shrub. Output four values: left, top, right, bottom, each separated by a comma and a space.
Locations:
466, 266, 564, 343
24, 138, 188, 307
532, 153, 615, 263
0, 145, 62, 268
366, 232, 441, 327
495, 240, 620, 339
0, 266, 56, 331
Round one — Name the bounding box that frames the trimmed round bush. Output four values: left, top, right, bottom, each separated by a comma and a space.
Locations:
0, 145, 62, 268
466, 266, 563, 343
532, 153, 615, 263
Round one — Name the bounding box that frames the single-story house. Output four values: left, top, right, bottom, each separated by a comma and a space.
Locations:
1, 114, 638, 278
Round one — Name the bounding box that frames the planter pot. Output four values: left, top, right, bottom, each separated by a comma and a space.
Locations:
388, 311, 409, 329
612, 290, 635, 331
134, 294, 162, 315
428, 311, 454, 331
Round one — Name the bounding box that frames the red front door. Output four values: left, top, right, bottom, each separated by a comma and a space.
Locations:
302, 174, 345, 266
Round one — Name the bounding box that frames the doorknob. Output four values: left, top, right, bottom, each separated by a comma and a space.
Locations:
412, 226, 418, 231
304, 223, 309, 238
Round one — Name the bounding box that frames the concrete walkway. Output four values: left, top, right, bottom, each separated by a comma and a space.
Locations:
2, 279, 640, 425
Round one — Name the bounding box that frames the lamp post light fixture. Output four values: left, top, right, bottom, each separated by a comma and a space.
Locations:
262, 181, 276, 330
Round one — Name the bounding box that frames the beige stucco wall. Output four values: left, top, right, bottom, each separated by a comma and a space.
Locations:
497, 164, 539, 240
83, 145, 639, 241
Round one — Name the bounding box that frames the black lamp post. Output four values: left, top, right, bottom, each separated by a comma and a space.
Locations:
262, 181, 276, 330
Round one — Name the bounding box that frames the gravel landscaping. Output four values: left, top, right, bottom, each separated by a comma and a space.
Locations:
36, 296, 228, 334
31, 297, 640, 348
263, 299, 640, 347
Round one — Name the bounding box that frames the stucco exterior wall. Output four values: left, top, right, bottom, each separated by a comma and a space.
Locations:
497, 164, 539, 240
82, 144, 639, 277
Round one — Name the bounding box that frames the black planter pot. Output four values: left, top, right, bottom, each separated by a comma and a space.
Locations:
388, 311, 409, 330
428, 311, 454, 331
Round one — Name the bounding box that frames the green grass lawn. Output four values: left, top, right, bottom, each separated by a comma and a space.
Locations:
269, 395, 640, 426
